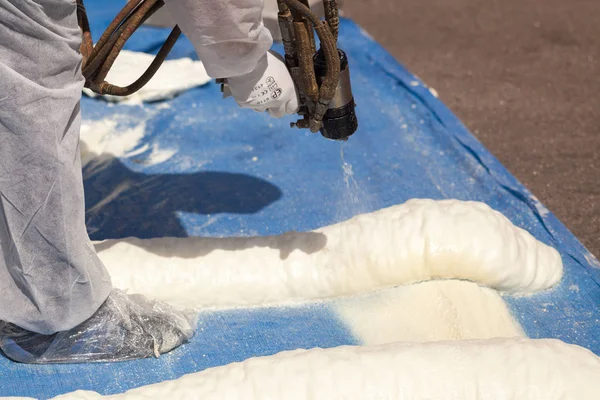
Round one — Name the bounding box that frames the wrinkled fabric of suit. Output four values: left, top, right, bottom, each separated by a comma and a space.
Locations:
0, 0, 112, 335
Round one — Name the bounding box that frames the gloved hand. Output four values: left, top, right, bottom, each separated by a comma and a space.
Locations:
0, 290, 196, 364
226, 51, 299, 118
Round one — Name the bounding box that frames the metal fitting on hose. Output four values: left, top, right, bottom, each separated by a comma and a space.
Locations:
314, 49, 358, 140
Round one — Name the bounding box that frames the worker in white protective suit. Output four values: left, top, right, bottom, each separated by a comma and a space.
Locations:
0, 0, 298, 363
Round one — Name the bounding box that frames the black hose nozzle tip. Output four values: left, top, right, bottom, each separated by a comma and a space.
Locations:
319, 100, 358, 140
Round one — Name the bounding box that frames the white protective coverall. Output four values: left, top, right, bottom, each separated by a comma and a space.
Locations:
0, 0, 297, 363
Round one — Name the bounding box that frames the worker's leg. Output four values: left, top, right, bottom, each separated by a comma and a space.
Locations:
0, 0, 111, 335
0, 0, 194, 362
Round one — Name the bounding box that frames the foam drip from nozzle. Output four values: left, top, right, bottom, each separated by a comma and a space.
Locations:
338, 145, 373, 219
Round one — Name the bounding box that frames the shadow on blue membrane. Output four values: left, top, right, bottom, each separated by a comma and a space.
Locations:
84, 155, 283, 240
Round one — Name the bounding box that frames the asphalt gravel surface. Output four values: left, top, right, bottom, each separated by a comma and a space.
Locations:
344, 0, 600, 257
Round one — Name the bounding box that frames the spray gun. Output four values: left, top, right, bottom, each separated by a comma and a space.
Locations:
219, 0, 358, 140
76, 0, 357, 140
276, 0, 358, 141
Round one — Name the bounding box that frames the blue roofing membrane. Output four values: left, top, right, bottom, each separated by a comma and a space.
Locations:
2, 2, 599, 398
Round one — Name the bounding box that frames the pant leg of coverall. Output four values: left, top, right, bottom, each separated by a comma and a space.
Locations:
0, 0, 112, 334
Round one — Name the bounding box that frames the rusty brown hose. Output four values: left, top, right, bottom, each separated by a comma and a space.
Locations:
283, 0, 341, 132
76, 0, 180, 96
323, 0, 339, 41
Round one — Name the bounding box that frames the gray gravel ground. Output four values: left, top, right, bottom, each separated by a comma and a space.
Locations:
344, 0, 600, 257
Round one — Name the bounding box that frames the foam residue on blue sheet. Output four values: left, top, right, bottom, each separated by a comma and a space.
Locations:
1, 305, 355, 398
1, 2, 600, 398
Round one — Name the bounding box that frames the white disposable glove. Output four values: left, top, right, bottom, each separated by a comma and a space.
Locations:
226, 52, 299, 118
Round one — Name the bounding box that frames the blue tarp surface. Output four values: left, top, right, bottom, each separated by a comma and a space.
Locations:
2, 1, 600, 398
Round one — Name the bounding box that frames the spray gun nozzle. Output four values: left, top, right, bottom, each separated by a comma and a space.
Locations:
314, 49, 358, 141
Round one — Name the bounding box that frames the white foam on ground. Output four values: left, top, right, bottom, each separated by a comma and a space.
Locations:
40, 338, 600, 400
146, 143, 177, 165
80, 118, 146, 166
80, 116, 178, 168
94, 200, 563, 310
335, 280, 524, 345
